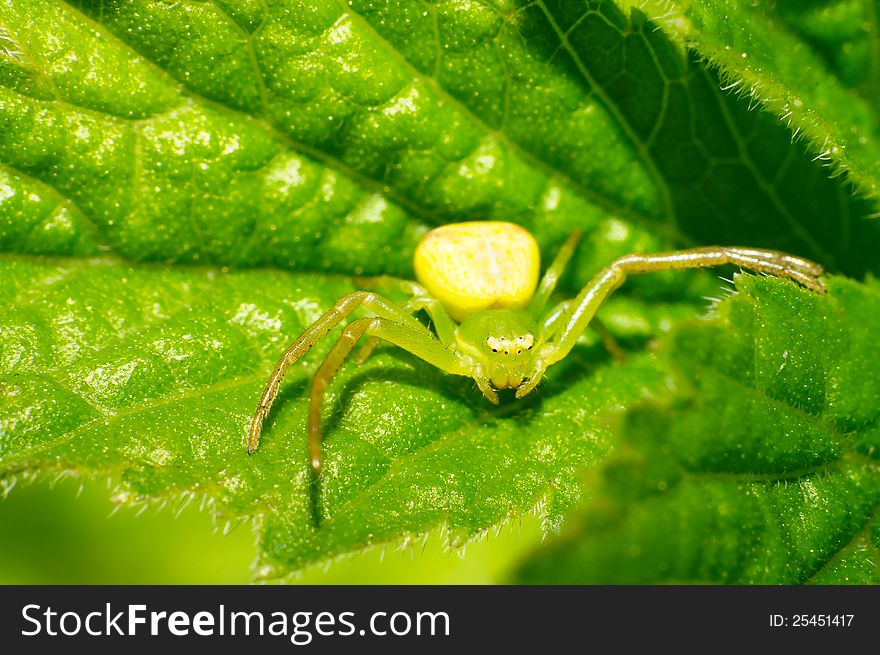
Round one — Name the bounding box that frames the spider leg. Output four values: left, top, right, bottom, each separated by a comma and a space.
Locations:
541, 299, 572, 338
528, 230, 582, 317
515, 298, 580, 398
721, 247, 824, 276
353, 276, 457, 364
543, 246, 825, 368
248, 291, 438, 455
308, 317, 469, 474
541, 300, 624, 361
474, 377, 499, 405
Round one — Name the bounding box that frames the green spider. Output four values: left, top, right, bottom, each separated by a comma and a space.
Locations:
247, 221, 826, 475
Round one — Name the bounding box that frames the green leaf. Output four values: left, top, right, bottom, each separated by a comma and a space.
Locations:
645, 0, 880, 201
2, 0, 879, 578
514, 275, 880, 584
2, 1, 879, 276
0, 256, 669, 573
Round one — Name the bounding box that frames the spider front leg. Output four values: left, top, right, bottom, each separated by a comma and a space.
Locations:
518, 246, 825, 397
351, 276, 457, 365
541, 299, 625, 363
248, 291, 437, 456
308, 317, 469, 474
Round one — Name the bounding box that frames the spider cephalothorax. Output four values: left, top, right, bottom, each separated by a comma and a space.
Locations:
248, 221, 826, 474
457, 309, 539, 392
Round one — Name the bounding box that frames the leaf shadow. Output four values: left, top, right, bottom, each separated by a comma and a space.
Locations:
322, 348, 478, 438
254, 376, 326, 528
322, 336, 654, 436
514, 0, 880, 276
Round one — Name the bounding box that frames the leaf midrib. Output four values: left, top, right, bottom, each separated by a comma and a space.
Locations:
805, 506, 880, 583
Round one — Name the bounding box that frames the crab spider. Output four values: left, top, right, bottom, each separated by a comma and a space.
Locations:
247, 222, 825, 475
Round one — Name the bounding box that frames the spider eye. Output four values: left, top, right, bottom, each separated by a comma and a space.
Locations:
517, 334, 535, 351
492, 348, 497, 352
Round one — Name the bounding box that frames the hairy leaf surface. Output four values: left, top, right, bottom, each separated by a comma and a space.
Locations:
515, 276, 880, 583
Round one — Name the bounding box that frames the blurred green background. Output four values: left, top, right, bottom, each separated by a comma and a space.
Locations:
0, 476, 544, 584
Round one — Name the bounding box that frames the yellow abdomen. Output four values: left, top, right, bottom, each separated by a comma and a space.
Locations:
413, 222, 540, 322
